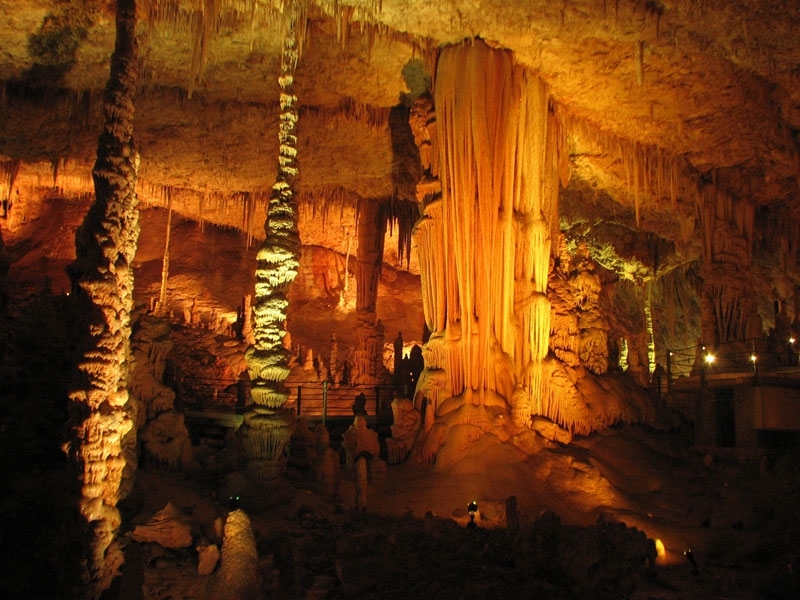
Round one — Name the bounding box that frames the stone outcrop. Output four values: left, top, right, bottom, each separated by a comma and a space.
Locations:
130, 502, 193, 549
386, 397, 421, 464
341, 415, 381, 470
130, 314, 192, 470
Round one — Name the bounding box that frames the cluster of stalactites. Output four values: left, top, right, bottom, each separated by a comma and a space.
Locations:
139, 182, 270, 245
567, 110, 762, 350
245, 4, 302, 410
566, 114, 683, 228
566, 112, 757, 262
416, 39, 561, 406
141, 0, 297, 98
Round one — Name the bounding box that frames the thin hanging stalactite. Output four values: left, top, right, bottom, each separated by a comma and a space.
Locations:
157, 188, 173, 315
63, 0, 140, 597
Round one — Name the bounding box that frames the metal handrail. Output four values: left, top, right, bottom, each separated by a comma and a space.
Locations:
174, 375, 402, 425
665, 337, 800, 390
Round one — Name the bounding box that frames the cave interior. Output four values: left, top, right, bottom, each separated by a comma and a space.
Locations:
2, 1, 800, 599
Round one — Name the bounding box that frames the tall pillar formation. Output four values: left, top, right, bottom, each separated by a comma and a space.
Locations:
240, 2, 303, 484
414, 39, 563, 417
64, 0, 140, 596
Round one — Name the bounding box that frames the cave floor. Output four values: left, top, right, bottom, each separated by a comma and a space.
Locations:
118, 422, 800, 600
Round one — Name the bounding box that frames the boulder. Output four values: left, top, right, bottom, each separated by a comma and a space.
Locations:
130, 502, 192, 549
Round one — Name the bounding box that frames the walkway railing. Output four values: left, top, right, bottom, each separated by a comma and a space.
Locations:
174, 374, 402, 426
665, 337, 800, 390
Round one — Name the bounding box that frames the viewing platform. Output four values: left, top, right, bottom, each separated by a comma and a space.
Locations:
664, 339, 800, 449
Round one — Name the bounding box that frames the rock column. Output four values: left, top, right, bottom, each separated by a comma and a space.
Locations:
240, 2, 303, 484
64, 0, 140, 596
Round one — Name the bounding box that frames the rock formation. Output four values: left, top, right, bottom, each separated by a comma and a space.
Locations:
3, 3, 800, 596
386, 397, 422, 463
206, 509, 263, 600
341, 415, 381, 471
130, 313, 192, 470
239, 2, 304, 485
129, 502, 193, 549
61, 1, 140, 596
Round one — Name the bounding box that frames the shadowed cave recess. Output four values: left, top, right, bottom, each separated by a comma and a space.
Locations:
2, 1, 800, 599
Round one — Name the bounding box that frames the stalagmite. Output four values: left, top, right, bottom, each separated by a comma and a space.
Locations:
355, 455, 368, 511
239, 1, 304, 484
644, 281, 656, 374
207, 509, 263, 600
63, 0, 140, 596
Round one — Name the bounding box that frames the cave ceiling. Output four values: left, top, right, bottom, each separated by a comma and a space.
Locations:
1, 0, 800, 260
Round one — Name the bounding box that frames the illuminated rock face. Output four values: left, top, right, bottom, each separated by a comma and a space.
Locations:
63, 0, 139, 596
130, 314, 192, 470
3, 3, 800, 388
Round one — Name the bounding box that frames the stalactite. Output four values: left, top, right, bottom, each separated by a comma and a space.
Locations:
243, 191, 257, 249
64, 0, 139, 596
0, 159, 20, 216
340, 227, 352, 308
564, 112, 691, 221
309, 98, 392, 132
157, 189, 173, 315
141, 1, 293, 99
298, 185, 361, 231
385, 199, 418, 267
139, 182, 269, 243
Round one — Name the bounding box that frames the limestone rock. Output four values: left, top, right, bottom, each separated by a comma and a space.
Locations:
341, 415, 380, 470
140, 410, 193, 470
196, 541, 220, 576
531, 416, 573, 445
130, 502, 192, 549
386, 398, 421, 464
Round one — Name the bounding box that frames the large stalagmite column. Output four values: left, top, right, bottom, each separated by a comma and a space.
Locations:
239, 2, 303, 484
64, 0, 140, 596
415, 40, 561, 413
350, 199, 388, 383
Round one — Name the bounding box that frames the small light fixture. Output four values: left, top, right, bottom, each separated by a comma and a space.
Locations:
790, 337, 796, 345
684, 548, 698, 574
750, 354, 757, 363
704, 353, 715, 365
467, 500, 478, 526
